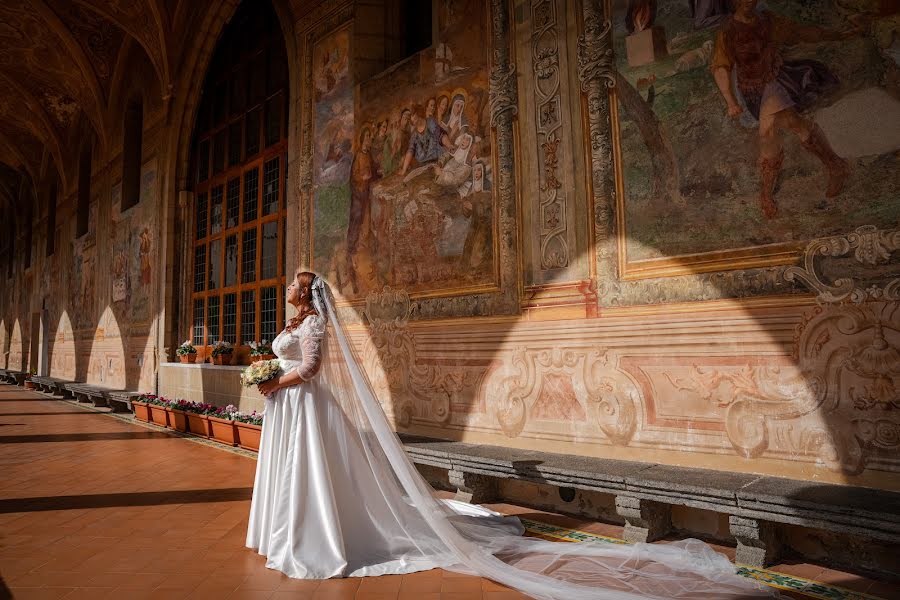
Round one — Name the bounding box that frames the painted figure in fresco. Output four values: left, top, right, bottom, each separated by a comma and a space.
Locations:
434, 131, 474, 191
347, 127, 375, 294
625, 0, 657, 34
441, 92, 469, 149
436, 95, 451, 135
372, 120, 389, 177
688, 0, 730, 29
400, 104, 445, 176
139, 226, 152, 287
711, 0, 857, 219
391, 108, 412, 170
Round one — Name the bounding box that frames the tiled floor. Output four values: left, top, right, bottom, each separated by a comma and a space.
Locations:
0, 384, 897, 600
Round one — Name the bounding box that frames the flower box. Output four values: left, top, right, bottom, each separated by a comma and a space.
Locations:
148, 404, 169, 427
209, 415, 237, 446
166, 407, 189, 432
212, 355, 232, 366
253, 354, 276, 361
186, 413, 212, 438
132, 400, 151, 422
235, 421, 262, 451
179, 354, 196, 364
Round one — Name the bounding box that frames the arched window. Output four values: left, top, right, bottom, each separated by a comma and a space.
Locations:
189, 1, 288, 351
122, 96, 144, 211
76, 144, 92, 238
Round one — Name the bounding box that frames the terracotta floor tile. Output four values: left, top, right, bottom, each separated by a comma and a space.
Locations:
441, 577, 484, 593
1, 390, 894, 600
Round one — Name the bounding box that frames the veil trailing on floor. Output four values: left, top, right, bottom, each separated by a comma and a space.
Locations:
309, 277, 779, 599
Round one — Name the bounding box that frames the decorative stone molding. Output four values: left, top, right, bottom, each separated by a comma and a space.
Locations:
785, 225, 900, 304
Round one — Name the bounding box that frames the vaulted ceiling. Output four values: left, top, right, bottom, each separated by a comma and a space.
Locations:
0, 0, 181, 197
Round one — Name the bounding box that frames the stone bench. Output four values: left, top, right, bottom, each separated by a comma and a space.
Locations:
62, 383, 130, 408
399, 434, 900, 569
106, 391, 142, 413
0, 368, 12, 383
30, 376, 77, 397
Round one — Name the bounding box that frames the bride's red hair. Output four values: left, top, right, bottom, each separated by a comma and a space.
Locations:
285, 271, 318, 332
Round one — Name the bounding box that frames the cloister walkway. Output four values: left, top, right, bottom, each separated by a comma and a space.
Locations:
0, 383, 896, 600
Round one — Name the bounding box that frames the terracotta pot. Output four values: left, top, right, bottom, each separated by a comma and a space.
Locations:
166, 407, 188, 432
148, 404, 169, 427
179, 354, 196, 364
251, 354, 275, 362
132, 401, 151, 422
212, 354, 232, 366
23, 380, 36, 390
235, 421, 262, 451
209, 415, 237, 446
186, 413, 212, 438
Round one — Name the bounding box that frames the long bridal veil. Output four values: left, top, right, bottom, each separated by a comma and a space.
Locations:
309, 278, 779, 599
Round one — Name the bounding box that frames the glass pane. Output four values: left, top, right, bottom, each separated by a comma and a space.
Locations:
195, 192, 208, 240
241, 290, 256, 344
193, 298, 205, 345
262, 157, 279, 215
197, 139, 210, 183
226, 178, 240, 229
208, 239, 222, 290
210, 185, 223, 234
268, 56, 287, 96
228, 121, 242, 167
245, 108, 261, 157
207, 295, 220, 344
261, 286, 277, 343
261, 221, 278, 280
265, 94, 282, 148
193, 245, 206, 292
224, 234, 238, 287
223, 293, 237, 344
241, 228, 257, 283
243, 167, 259, 223
212, 129, 226, 174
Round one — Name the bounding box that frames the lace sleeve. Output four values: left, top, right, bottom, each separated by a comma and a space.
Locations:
294, 314, 326, 381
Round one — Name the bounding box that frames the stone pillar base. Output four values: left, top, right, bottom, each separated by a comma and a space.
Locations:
615, 495, 671, 543
730, 515, 780, 567
449, 469, 498, 504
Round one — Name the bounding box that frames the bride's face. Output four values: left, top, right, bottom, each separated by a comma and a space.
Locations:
286, 272, 303, 306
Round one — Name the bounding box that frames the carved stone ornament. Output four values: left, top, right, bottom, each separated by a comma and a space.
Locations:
361, 287, 481, 427
483, 346, 638, 444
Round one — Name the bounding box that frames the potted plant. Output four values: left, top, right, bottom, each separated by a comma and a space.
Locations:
208, 404, 239, 446
183, 401, 215, 438
177, 340, 197, 364
249, 340, 275, 362
145, 394, 170, 427
23, 370, 36, 390
132, 393, 152, 422
165, 398, 191, 433
234, 410, 264, 451
210, 340, 234, 365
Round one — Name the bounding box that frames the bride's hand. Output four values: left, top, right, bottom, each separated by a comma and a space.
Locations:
258, 379, 281, 397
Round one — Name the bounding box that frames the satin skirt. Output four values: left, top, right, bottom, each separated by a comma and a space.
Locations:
245, 379, 459, 578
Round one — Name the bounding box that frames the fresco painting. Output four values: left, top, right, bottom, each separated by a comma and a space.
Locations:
613, 0, 900, 262
311, 1, 495, 300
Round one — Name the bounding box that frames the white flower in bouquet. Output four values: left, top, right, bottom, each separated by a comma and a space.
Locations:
240, 359, 281, 388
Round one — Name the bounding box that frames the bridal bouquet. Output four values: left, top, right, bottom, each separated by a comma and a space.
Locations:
240, 359, 281, 388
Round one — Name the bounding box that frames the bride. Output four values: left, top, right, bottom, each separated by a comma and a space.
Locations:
246, 271, 779, 599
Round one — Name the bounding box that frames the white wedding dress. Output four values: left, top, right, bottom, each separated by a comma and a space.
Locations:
246, 279, 780, 599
